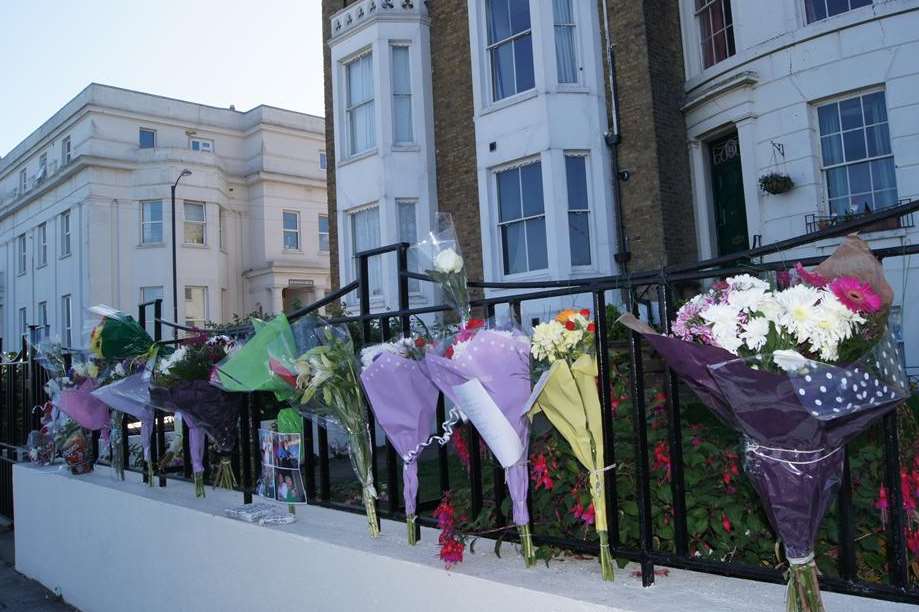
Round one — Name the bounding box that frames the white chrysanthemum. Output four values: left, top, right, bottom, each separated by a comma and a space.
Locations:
727, 274, 769, 291
531, 320, 565, 362
774, 284, 822, 341
712, 326, 743, 354
740, 317, 770, 352
754, 295, 782, 323
700, 303, 741, 329
158, 346, 188, 375
728, 287, 768, 312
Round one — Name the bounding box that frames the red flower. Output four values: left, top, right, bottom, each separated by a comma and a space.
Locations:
610, 398, 621, 416
439, 538, 465, 567
587, 322, 597, 333
795, 262, 830, 288
452, 425, 471, 470
570, 502, 595, 525
414, 337, 427, 348
830, 276, 882, 314
579, 309, 590, 317
721, 513, 732, 533
530, 453, 555, 491
565, 320, 577, 331
434, 492, 465, 569
876, 485, 890, 526
652, 441, 671, 481
654, 391, 667, 404
445, 345, 455, 359
465, 319, 485, 330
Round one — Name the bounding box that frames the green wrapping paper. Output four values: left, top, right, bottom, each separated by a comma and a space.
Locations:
88, 305, 154, 359
213, 315, 299, 400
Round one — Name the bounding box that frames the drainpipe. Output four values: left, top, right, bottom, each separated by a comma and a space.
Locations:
601, 0, 630, 273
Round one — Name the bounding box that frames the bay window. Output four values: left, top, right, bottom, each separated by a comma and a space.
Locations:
497, 161, 547, 275
184, 201, 206, 245
345, 52, 375, 156
486, 0, 534, 102
565, 154, 591, 266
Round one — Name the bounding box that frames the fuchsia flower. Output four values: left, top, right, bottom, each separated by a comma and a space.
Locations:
653, 441, 671, 482
795, 262, 829, 288
876, 485, 890, 525
434, 493, 465, 568
530, 453, 556, 491
829, 276, 882, 314
571, 502, 595, 526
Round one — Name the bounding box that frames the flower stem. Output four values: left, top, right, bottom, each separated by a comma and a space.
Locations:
363, 487, 380, 538
407, 515, 418, 545
518, 523, 536, 567
194, 471, 205, 498
786, 561, 824, 612
598, 530, 615, 581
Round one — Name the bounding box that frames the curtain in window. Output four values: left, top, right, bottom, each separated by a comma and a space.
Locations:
348, 54, 375, 154
553, 0, 577, 84
392, 46, 413, 144
351, 207, 382, 295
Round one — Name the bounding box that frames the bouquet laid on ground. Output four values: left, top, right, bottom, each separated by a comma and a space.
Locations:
88, 305, 155, 360
360, 333, 438, 544
267, 316, 380, 538
411, 213, 470, 322
149, 334, 242, 496
527, 308, 614, 581
424, 319, 536, 566
620, 236, 911, 611
92, 361, 158, 484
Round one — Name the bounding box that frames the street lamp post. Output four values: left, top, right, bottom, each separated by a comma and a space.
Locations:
171, 169, 192, 338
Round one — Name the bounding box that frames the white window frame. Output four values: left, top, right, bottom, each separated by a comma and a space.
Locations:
695, 0, 735, 70
18, 168, 27, 193
318, 214, 330, 252
184, 286, 209, 329
61, 136, 72, 165
344, 51, 376, 158
140, 286, 164, 336
36, 223, 48, 268
190, 137, 214, 153
816, 88, 897, 215
494, 158, 548, 277
564, 152, 593, 267
60, 210, 72, 257
553, 0, 580, 85
348, 204, 383, 296
17, 234, 26, 275
37, 301, 48, 336
282, 210, 302, 251
319, 150, 327, 170
183, 201, 207, 246
485, 0, 535, 103
38, 153, 47, 177
141, 200, 164, 245
18, 307, 27, 340
804, 0, 873, 24
139, 128, 157, 149
391, 43, 414, 146
61, 295, 72, 347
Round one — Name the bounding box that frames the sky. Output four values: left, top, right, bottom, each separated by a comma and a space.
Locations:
0, 0, 326, 157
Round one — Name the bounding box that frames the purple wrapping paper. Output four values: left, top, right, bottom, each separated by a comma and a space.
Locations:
361, 352, 438, 516
638, 329, 909, 560
149, 380, 242, 454
58, 380, 110, 431
425, 330, 532, 525
181, 412, 206, 474
91, 373, 155, 462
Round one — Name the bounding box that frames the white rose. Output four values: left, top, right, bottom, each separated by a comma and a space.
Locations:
434, 248, 464, 274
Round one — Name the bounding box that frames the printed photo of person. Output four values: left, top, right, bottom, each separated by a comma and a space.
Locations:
275, 468, 307, 503
256, 467, 276, 499
273, 433, 300, 470
259, 430, 273, 467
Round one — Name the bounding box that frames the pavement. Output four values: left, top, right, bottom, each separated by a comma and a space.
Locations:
0, 519, 77, 612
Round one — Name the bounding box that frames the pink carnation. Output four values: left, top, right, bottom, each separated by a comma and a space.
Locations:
830, 276, 882, 314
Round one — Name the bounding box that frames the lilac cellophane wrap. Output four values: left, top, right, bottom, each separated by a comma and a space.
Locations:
425, 330, 532, 526
361, 351, 438, 516
91, 372, 155, 462
638, 328, 909, 560
149, 380, 241, 454
180, 412, 206, 474
58, 380, 110, 431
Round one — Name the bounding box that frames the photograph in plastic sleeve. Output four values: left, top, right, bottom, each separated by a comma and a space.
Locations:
255, 428, 307, 505
257, 466, 276, 499
273, 432, 300, 469
275, 468, 306, 504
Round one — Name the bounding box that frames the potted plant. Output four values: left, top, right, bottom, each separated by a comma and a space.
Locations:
759, 172, 794, 195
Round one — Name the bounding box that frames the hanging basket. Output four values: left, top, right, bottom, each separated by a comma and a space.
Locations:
759, 173, 794, 195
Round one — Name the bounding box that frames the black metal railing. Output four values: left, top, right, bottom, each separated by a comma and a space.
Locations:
2, 199, 919, 603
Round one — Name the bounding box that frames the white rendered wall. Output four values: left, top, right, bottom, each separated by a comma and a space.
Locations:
13, 463, 911, 612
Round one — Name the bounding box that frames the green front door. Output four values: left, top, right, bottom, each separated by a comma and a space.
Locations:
710, 133, 749, 256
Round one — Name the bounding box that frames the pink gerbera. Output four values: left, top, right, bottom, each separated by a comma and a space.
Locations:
830, 276, 882, 313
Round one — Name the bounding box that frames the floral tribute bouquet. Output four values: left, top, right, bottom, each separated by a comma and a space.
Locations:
36, 344, 112, 440
410, 213, 470, 323
149, 334, 242, 496
266, 316, 380, 538
424, 319, 536, 567
212, 315, 300, 399
620, 236, 911, 611
87, 305, 155, 360
360, 333, 438, 544
527, 308, 614, 581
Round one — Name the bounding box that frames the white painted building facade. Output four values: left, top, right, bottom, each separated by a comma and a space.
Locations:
679, 0, 919, 373
0, 84, 329, 347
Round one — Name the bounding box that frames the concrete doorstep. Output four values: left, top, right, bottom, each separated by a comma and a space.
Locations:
0, 526, 77, 612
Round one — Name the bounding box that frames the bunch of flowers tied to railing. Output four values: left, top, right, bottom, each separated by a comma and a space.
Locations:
620, 235, 912, 612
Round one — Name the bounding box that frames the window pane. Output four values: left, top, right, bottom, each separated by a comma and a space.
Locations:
874, 189, 897, 209
487, 0, 511, 43
569, 211, 591, 266
839, 98, 863, 130
514, 35, 535, 92
146, 201, 162, 222
350, 102, 375, 154
829, 197, 848, 215
555, 24, 577, 83
701, 37, 715, 69
848, 161, 871, 195
492, 42, 515, 100
185, 287, 207, 326
283, 212, 298, 231
184, 222, 205, 244
521, 162, 544, 216
851, 0, 873, 7
553, 0, 573, 22
866, 124, 891, 157
284, 231, 299, 250
185, 203, 205, 222
319, 215, 329, 233
710, 1, 725, 31
398, 201, 420, 291
501, 221, 527, 275
392, 47, 411, 93
826, 167, 849, 198
805, 0, 827, 23
565, 156, 588, 210
394, 96, 413, 143
842, 129, 866, 161
850, 194, 872, 213
348, 55, 372, 106
818, 104, 840, 134
827, 0, 850, 16
713, 31, 728, 63
862, 92, 887, 124
497, 168, 522, 222
870, 158, 897, 190
821, 135, 843, 166
351, 208, 381, 295
139, 129, 155, 148
509, 0, 530, 33
525, 217, 548, 271
144, 223, 162, 243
